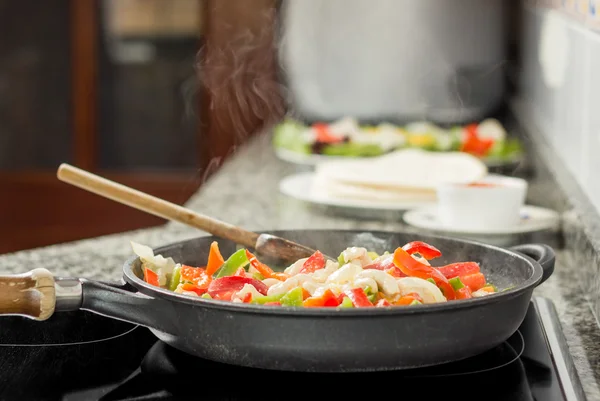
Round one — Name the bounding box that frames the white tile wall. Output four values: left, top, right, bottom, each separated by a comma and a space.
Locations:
583, 36, 600, 207
520, 5, 600, 212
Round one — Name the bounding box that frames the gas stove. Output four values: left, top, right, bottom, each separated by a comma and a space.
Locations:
0, 297, 586, 401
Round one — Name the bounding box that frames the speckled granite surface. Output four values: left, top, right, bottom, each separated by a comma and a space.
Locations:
1, 113, 600, 399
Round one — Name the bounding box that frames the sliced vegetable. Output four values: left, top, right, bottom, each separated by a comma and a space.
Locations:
365, 256, 407, 277
393, 248, 456, 300
143, 267, 160, 286
206, 241, 225, 276
252, 272, 265, 281
437, 262, 480, 279
303, 289, 339, 307
280, 287, 304, 307
215, 249, 249, 278
299, 251, 326, 273
395, 295, 419, 306
313, 122, 344, 143
376, 299, 391, 307
181, 265, 212, 289
182, 283, 207, 296
460, 272, 486, 292
242, 293, 252, 303
245, 250, 288, 280
480, 285, 496, 293
339, 297, 354, 308
201, 293, 212, 299
426, 278, 436, 285
264, 301, 282, 306
410, 300, 422, 306
252, 293, 285, 305
234, 267, 246, 277
460, 124, 494, 157
449, 277, 465, 291
207, 276, 268, 300
455, 286, 473, 300
402, 241, 442, 260
168, 265, 181, 291
344, 288, 373, 307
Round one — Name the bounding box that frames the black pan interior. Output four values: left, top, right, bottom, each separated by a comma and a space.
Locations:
129, 229, 536, 298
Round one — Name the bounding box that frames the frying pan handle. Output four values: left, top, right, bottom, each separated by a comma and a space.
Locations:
0, 269, 56, 321
80, 279, 180, 336
509, 244, 556, 285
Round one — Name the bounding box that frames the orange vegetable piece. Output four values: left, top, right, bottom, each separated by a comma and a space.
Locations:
206, 241, 225, 276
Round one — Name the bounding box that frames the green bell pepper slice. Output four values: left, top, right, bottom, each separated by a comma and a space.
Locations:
280, 287, 304, 307
252, 293, 285, 305
215, 249, 249, 278
201, 293, 212, 299
449, 277, 465, 291
410, 300, 422, 306
168, 265, 182, 291
340, 297, 354, 308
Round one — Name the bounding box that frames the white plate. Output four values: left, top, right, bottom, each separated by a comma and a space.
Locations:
275, 146, 523, 169
279, 172, 435, 211
403, 205, 561, 235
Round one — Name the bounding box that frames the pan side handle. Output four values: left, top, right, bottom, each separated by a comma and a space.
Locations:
509, 243, 556, 285
0, 269, 56, 321
80, 279, 180, 335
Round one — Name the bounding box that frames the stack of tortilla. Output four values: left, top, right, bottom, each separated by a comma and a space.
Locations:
311, 149, 488, 204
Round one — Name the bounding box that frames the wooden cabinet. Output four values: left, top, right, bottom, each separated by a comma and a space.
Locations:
0, 0, 283, 254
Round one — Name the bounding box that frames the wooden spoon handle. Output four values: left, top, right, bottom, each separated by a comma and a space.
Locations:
57, 164, 259, 248
0, 269, 56, 321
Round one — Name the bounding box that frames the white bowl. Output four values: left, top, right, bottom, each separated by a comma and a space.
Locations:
436, 174, 528, 231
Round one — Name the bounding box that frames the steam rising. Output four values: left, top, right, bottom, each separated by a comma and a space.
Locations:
196, 6, 287, 145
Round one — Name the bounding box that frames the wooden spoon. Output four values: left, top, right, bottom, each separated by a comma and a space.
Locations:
57, 164, 331, 265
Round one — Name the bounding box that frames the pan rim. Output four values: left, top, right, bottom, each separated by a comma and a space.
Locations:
122, 229, 543, 317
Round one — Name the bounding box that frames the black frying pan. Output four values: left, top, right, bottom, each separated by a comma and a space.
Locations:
0, 229, 554, 372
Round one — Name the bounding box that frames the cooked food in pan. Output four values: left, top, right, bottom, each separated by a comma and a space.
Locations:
132, 240, 499, 308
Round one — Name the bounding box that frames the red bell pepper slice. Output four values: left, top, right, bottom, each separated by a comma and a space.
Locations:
245, 250, 289, 281
264, 302, 282, 306
455, 286, 472, 300
364, 256, 408, 277
234, 267, 246, 277
303, 289, 339, 307
143, 268, 160, 286
299, 251, 326, 273
460, 272, 486, 292
314, 123, 344, 143
343, 288, 373, 307
393, 248, 456, 300
207, 276, 268, 300
181, 283, 207, 296
460, 124, 494, 157
242, 292, 253, 303
376, 299, 391, 307
181, 265, 212, 289
436, 262, 480, 279
401, 241, 442, 260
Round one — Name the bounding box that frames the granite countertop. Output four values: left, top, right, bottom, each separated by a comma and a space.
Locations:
1, 132, 600, 399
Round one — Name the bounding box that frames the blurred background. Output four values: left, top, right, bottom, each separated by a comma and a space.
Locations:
1, 0, 598, 254
0, 0, 281, 254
